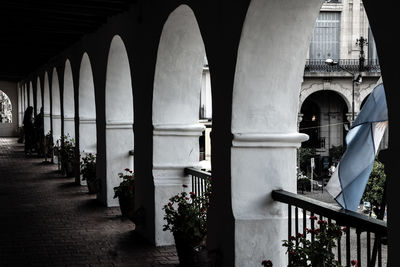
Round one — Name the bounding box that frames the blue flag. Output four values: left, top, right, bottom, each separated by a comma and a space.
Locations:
326, 83, 388, 211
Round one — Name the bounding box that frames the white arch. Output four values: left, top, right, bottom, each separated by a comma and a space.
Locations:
29, 81, 34, 108
43, 72, 51, 136
36, 77, 42, 114
63, 59, 75, 138
51, 67, 62, 144
24, 83, 28, 111
18, 83, 24, 127
104, 36, 134, 207
152, 4, 206, 246
79, 53, 97, 156
299, 83, 351, 112
230, 0, 323, 265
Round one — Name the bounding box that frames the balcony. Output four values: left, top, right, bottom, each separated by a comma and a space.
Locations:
304, 59, 381, 75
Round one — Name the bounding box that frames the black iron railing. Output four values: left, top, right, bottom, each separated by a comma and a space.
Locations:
272, 189, 387, 267
184, 167, 211, 197
305, 59, 381, 73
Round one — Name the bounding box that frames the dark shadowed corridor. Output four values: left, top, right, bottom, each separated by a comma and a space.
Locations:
0, 138, 178, 266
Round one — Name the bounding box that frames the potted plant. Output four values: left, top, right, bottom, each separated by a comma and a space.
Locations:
80, 152, 98, 194
113, 168, 135, 220
162, 183, 211, 266
262, 216, 359, 267
59, 134, 75, 177
44, 131, 54, 160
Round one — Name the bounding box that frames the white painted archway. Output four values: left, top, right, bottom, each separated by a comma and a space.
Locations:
24, 83, 28, 111
18, 83, 24, 127
43, 72, 51, 136
63, 59, 75, 138
104, 36, 134, 207
229, 0, 324, 265
79, 53, 97, 185
36, 77, 42, 114
29, 81, 34, 108
152, 4, 206, 246
51, 67, 62, 144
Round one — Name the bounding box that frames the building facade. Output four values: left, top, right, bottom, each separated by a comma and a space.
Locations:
298, 0, 381, 176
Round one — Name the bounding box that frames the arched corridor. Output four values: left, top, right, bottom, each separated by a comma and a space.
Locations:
0, 1, 397, 266
0, 137, 178, 266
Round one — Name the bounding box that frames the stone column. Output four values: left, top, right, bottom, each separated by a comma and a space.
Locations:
152, 123, 205, 246
104, 121, 134, 207
64, 117, 75, 139
231, 133, 308, 266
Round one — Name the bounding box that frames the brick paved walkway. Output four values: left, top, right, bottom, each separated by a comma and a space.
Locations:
0, 138, 178, 267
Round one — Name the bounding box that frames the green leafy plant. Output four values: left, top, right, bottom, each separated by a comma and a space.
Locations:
162, 182, 211, 247
113, 168, 134, 199
59, 134, 75, 163
362, 159, 386, 215
80, 152, 96, 182
45, 131, 53, 157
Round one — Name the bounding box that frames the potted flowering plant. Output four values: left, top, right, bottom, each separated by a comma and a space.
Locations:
113, 168, 135, 220
262, 216, 359, 267
80, 152, 98, 194
163, 183, 211, 266
59, 134, 76, 177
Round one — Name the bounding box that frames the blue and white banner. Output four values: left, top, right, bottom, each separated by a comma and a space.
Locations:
326, 83, 388, 211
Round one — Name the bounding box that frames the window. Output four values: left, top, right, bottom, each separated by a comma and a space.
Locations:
309, 12, 341, 60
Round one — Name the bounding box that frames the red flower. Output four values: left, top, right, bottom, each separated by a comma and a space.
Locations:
290, 235, 296, 241
296, 233, 304, 238
125, 168, 130, 171
310, 215, 318, 220
182, 184, 188, 188
342, 226, 347, 232
351, 259, 358, 266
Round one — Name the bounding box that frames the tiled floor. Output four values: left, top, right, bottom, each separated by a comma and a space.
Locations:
0, 138, 178, 267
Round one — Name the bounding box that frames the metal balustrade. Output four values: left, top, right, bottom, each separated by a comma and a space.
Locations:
305, 59, 381, 73
272, 189, 387, 267
184, 167, 211, 197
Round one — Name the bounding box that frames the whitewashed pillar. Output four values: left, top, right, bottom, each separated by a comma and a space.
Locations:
152, 123, 205, 246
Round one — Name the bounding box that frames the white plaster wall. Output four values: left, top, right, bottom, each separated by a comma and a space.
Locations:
43, 72, 51, 136
79, 53, 97, 153
18, 84, 23, 127
29, 82, 34, 108
231, 0, 323, 265
151, 5, 206, 246
153, 5, 205, 125
24, 84, 28, 111
51, 68, 62, 144
105, 36, 134, 207
0, 81, 18, 136
63, 59, 75, 138
36, 77, 42, 113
